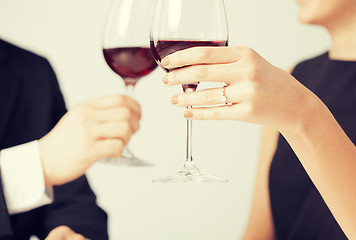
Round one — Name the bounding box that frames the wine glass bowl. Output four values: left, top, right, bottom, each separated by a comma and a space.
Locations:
150, 0, 229, 182
103, 47, 156, 86
150, 40, 228, 91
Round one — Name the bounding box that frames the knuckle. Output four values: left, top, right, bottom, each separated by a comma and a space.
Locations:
244, 84, 256, 100
195, 110, 203, 120
211, 109, 223, 120
168, 71, 176, 84
195, 65, 208, 79
117, 139, 124, 150
180, 95, 190, 107
199, 48, 213, 61
199, 110, 209, 120
121, 121, 132, 135
74, 234, 86, 240
121, 107, 132, 119
76, 111, 94, 131
85, 126, 96, 140
175, 51, 182, 64
56, 225, 72, 233
115, 95, 125, 106
133, 121, 140, 133
136, 110, 142, 120
244, 102, 257, 115
231, 46, 241, 56
170, 51, 180, 63
58, 225, 70, 230
204, 90, 216, 104
245, 66, 260, 82
114, 141, 124, 156
107, 141, 124, 157
244, 47, 257, 58
79, 115, 95, 135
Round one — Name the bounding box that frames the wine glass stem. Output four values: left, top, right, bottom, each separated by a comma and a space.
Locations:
123, 79, 136, 158
186, 106, 194, 164
125, 82, 135, 96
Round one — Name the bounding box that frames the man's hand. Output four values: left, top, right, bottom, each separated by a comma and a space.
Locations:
39, 95, 141, 186
45, 226, 86, 240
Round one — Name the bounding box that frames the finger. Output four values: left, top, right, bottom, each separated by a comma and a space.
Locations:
93, 139, 125, 160
96, 112, 140, 133
164, 62, 238, 86
96, 107, 141, 123
162, 46, 249, 69
94, 121, 136, 144
86, 95, 141, 114
171, 86, 241, 107
183, 104, 243, 121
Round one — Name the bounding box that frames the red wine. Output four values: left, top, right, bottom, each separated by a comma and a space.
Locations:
150, 40, 228, 91
103, 47, 157, 86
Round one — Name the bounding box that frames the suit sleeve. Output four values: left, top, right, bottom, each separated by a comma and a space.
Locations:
0, 53, 22, 238
36, 60, 108, 240
38, 176, 108, 240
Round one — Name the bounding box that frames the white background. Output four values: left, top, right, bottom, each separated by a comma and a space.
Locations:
0, 0, 330, 239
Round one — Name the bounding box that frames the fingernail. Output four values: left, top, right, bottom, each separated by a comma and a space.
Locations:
161, 57, 170, 67
184, 111, 193, 118
162, 75, 168, 84
171, 96, 178, 105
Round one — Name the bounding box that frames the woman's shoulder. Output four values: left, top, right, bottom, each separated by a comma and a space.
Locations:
292, 51, 329, 73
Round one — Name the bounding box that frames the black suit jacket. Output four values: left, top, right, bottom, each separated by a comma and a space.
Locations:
0, 39, 108, 240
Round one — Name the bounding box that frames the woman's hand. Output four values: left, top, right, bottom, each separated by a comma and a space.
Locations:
163, 46, 319, 133
45, 226, 86, 240
39, 95, 141, 186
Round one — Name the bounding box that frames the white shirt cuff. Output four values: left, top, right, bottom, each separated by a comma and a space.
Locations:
0, 140, 54, 215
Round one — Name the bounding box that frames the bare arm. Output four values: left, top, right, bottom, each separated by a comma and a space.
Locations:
242, 127, 278, 240
282, 95, 356, 239
243, 67, 295, 240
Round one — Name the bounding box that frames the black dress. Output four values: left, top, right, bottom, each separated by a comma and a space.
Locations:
269, 52, 356, 240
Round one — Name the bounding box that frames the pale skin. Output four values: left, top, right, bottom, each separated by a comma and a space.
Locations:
242, 127, 278, 240
38, 94, 141, 238
45, 226, 86, 240
160, 0, 356, 238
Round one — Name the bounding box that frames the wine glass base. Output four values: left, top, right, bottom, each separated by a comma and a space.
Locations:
153, 163, 227, 183
100, 148, 153, 166
100, 156, 153, 166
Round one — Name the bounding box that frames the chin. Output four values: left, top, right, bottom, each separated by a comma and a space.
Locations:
297, 12, 319, 25
297, 5, 328, 26
296, 0, 354, 27
298, 11, 315, 24
296, 0, 329, 25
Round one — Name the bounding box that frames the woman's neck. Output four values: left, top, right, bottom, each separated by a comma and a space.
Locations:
327, 9, 356, 61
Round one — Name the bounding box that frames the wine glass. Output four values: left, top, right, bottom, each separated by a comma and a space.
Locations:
101, 0, 157, 166
150, 0, 229, 182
